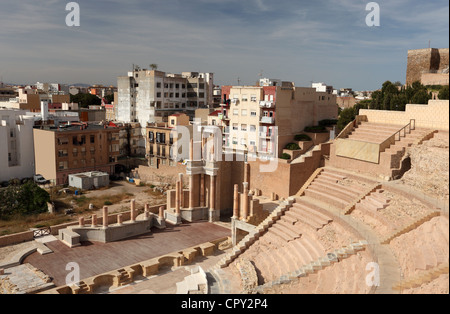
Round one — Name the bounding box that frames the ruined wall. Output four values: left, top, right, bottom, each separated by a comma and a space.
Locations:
137, 164, 188, 187
406, 48, 450, 85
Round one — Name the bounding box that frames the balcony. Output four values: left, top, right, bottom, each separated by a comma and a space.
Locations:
223, 127, 230, 134
260, 116, 275, 124
259, 101, 275, 108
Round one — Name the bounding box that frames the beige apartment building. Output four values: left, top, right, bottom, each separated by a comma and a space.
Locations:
33, 124, 121, 185
146, 113, 192, 168
219, 82, 338, 157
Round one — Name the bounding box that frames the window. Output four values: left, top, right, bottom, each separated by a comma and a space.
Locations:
149, 131, 154, 142
251, 111, 257, 116
199, 83, 205, 89
250, 140, 256, 146
176, 84, 179, 89
233, 123, 238, 131
233, 109, 239, 116
164, 83, 169, 89
242, 95, 248, 102
90, 135, 95, 144
176, 93, 179, 98
157, 92, 161, 98
241, 138, 246, 145
250, 125, 256, 132
241, 109, 247, 116
199, 93, 205, 98
251, 95, 257, 102
232, 138, 238, 145
241, 124, 247, 131
157, 82, 162, 88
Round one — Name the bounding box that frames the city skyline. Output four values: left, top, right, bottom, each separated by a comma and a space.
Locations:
0, 0, 449, 91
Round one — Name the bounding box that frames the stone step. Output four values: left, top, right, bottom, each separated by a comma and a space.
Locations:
281, 214, 297, 225
270, 224, 295, 243
304, 189, 348, 210
275, 219, 302, 239
308, 182, 358, 202
291, 239, 315, 265
296, 199, 334, 222
291, 205, 330, 231
319, 171, 346, 181
300, 236, 323, 261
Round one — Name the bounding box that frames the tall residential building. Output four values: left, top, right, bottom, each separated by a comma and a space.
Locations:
33, 124, 121, 185
218, 80, 338, 157
146, 113, 192, 168
117, 67, 214, 128
0, 109, 36, 182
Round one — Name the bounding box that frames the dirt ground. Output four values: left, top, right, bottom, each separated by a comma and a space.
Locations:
400, 131, 449, 202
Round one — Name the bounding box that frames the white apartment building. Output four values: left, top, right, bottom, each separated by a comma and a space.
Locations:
0, 109, 36, 182
117, 67, 214, 130
312, 82, 334, 94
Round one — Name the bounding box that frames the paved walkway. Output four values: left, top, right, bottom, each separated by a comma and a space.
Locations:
24, 221, 230, 287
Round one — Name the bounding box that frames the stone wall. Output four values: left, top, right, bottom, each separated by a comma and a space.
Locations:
359, 100, 449, 131
406, 48, 449, 86
421, 73, 449, 86
137, 164, 188, 187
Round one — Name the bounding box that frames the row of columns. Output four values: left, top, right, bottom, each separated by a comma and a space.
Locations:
175, 172, 216, 213
78, 200, 165, 228
232, 182, 250, 221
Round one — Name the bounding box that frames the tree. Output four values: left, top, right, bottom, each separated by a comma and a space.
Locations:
70, 93, 101, 108
337, 107, 356, 130
438, 85, 449, 100
104, 94, 114, 104
411, 89, 431, 104
149, 64, 158, 70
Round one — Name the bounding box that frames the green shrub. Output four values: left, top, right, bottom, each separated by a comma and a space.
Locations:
280, 153, 291, 160
104, 201, 113, 206
319, 119, 338, 127
294, 134, 312, 141
304, 126, 327, 133
285, 143, 300, 150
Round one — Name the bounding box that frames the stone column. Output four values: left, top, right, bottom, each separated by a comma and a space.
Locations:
200, 174, 205, 207
179, 174, 184, 209
117, 214, 123, 226
176, 180, 181, 216
244, 163, 250, 190
159, 206, 165, 219
102, 206, 109, 228
130, 199, 136, 222
242, 182, 249, 221
91, 214, 97, 227
209, 175, 216, 211
233, 184, 239, 219
189, 174, 195, 209
79, 217, 85, 227
189, 138, 194, 161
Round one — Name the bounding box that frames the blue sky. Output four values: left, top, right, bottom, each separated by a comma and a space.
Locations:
0, 0, 448, 91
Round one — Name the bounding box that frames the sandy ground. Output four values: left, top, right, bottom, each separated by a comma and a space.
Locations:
81, 180, 166, 215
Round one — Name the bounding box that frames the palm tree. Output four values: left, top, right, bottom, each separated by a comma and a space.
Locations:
149, 64, 158, 70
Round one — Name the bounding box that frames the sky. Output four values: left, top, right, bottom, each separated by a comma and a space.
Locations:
0, 0, 448, 91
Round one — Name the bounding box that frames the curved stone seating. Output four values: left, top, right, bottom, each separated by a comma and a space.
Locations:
390, 216, 449, 279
